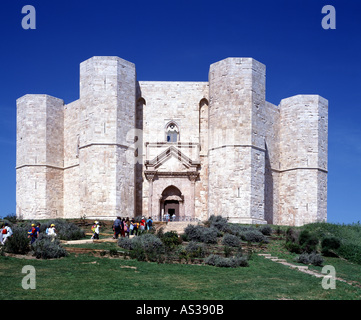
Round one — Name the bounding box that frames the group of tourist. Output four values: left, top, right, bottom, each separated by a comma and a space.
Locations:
0, 221, 57, 245
90, 217, 154, 240
99, 216, 154, 240
163, 212, 177, 222
27, 223, 57, 244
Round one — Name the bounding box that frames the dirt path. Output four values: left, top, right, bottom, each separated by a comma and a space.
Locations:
258, 253, 361, 289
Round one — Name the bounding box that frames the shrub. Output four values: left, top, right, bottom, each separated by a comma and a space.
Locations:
161, 231, 182, 249
222, 233, 241, 247
296, 252, 311, 265
296, 252, 324, 267
204, 254, 222, 266
204, 254, 248, 268
118, 233, 164, 262
36, 219, 85, 241
3, 213, 17, 224
285, 242, 302, 254
309, 252, 324, 266
321, 236, 341, 256
223, 245, 233, 257
258, 225, 272, 236
118, 237, 133, 250
31, 236, 68, 259
140, 234, 165, 256
207, 215, 230, 232
3, 226, 30, 255
241, 229, 268, 243
298, 230, 319, 253
184, 225, 218, 244
285, 227, 300, 243
185, 241, 207, 258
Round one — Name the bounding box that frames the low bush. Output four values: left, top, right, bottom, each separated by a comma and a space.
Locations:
118, 233, 164, 262
184, 241, 207, 258
118, 237, 133, 250
321, 236, 341, 256
296, 252, 324, 267
298, 230, 319, 253
29, 219, 85, 241
204, 254, 248, 268
161, 231, 182, 249
31, 235, 68, 259
258, 225, 273, 236
2, 213, 17, 224
49, 220, 85, 241
285, 242, 302, 254
241, 229, 268, 243
285, 227, 300, 244
206, 215, 230, 233
184, 225, 218, 244
285, 228, 318, 254
222, 233, 241, 247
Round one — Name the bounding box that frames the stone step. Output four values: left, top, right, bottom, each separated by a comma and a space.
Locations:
161, 221, 199, 234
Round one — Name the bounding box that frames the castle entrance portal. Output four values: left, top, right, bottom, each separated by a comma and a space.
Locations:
160, 186, 184, 221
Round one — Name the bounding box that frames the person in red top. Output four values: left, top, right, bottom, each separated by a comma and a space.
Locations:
140, 217, 146, 234
28, 223, 37, 244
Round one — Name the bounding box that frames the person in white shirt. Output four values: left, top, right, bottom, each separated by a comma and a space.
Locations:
2, 223, 13, 244
47, 224, 57, 237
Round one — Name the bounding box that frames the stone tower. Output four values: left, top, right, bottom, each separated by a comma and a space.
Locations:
76, 56, 136, 220
277, 95, 328, 226
16, 94, 64, 220
208, 58, 267, 224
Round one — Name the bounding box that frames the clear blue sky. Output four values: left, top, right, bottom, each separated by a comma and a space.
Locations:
0, 0, 360, 224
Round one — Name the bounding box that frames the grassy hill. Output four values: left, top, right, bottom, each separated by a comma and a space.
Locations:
1, 217, 361, 300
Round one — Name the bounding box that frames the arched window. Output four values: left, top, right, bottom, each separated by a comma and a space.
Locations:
166, 122, 179, 142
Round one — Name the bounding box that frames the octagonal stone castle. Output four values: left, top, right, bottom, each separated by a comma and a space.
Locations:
16, 56, 328, 226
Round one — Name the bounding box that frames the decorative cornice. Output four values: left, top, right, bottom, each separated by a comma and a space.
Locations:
208, 144, 266, 153
145, 170, 199, 180
79, 143, 134, 150
271, 167, 328, 174
16, 163, 80, 171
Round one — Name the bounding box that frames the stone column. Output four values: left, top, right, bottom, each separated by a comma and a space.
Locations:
189, 172, 198, 220
145, 171, 156, 219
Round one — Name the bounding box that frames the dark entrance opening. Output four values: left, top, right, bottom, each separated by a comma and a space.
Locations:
164, 200, 179, 221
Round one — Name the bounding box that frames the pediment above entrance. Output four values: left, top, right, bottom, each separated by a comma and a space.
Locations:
145, 145, 200, 172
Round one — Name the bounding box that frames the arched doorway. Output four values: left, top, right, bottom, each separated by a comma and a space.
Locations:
160, 186, 184, 221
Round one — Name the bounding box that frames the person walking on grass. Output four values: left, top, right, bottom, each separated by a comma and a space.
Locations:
113, 216, 122, 239
2, 223, 13, 244
47, 224, 57, 239
121, 218, 126, 237
91, 221, 100, 240
124, 217, 130, 237
28, 223, 37, 244
129, 218, 135, 235
140, 217, 146, 234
